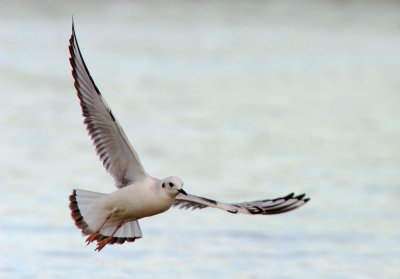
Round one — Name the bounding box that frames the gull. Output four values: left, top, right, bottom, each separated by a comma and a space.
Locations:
68, 22, 310, 252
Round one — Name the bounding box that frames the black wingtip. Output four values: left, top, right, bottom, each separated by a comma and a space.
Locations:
286, 192, 295, 199
69, 17, 76, 50
71, 16, 76, 38
295, 193, 306, 200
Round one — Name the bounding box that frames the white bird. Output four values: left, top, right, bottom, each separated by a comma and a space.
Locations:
68, 22, 310, 252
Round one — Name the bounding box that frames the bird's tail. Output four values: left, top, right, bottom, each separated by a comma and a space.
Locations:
69, 189, 142, 244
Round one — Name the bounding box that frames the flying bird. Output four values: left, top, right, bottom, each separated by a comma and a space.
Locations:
68, 22, 310, 252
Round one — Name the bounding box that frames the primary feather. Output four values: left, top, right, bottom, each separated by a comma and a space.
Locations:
174, 192, 309, 215
69, 22, 148, 188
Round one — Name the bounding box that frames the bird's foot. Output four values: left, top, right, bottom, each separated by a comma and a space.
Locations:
86, 213, 113, 245
86, 232, 100, 245
95, 238, 111, 252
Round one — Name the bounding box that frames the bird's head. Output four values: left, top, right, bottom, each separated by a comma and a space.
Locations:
160, 176, 187, 197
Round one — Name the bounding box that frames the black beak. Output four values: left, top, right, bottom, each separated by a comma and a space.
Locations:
178, 189, 187, 195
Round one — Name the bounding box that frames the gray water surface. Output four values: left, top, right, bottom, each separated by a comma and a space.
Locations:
1, 1, 400, 278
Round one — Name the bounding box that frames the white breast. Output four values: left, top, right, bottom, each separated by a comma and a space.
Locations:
97, 177, 174, 221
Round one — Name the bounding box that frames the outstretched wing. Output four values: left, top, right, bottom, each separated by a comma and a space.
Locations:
69, 22, 148, 187
173, 193, 309, 215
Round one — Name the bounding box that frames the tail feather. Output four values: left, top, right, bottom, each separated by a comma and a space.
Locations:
99, 220, 142, 244
112, 220, 142, 238
69, 189, 142, 245
69, 189, 104, 235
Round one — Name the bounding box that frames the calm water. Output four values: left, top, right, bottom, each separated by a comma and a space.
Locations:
1, 1, 400, 278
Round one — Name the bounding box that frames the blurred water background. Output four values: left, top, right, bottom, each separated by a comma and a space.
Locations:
1, 1, 400, 278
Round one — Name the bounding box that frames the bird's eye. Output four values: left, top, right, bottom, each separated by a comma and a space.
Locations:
169, 182, 174, 187
162, 183, 165, 188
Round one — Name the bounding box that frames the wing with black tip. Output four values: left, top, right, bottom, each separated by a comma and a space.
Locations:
69, 22, 148, 187
174, 192, 310, 215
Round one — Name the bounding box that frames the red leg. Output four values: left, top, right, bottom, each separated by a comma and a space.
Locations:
86, 213, 112, 245
95, 221, 124, 252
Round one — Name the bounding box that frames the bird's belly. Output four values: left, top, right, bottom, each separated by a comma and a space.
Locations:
121, 199, 171, 220
99, 190, 171, 222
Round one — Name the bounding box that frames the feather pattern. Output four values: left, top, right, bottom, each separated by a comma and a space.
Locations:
174, 192, 309, 215
68, 22, 148, 187
69, 190, 142, 245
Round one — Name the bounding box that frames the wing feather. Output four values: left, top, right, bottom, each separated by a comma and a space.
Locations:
173, 192, 309, 215
69, 22, 148, 187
